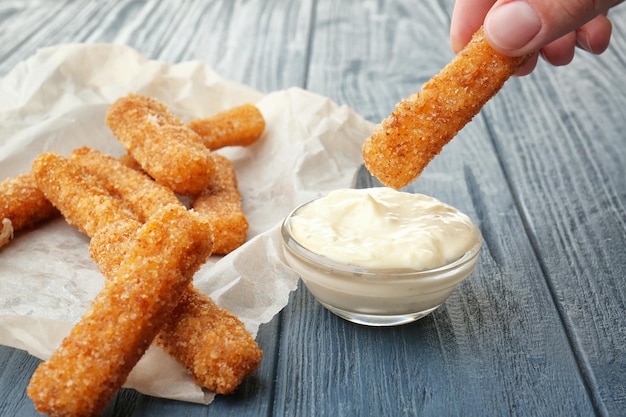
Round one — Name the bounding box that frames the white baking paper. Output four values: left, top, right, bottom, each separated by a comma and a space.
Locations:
0, 44, 374, 404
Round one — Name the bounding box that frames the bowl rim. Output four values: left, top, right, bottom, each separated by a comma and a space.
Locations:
281, 198, 482, 281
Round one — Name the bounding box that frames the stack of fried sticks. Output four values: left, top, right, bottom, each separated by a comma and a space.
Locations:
1, 94, 265, 416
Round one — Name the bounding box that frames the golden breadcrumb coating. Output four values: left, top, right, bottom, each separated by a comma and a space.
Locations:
85, 150, 260, 394
64, 148, 260, 395
27, 202, 213, 417
70, 147, 181, 223
89, 219, 142, 278
362, 27, 530, 189
0, 173, 58, 244
106, 93, 215, 196
156, 285, 263, 394
118, 152, 145, 171
192, 154, 249, 255
31, 153, 136, 237
188, 104, 265, 150
93, 219, 261, 396
93, 218, 262, 394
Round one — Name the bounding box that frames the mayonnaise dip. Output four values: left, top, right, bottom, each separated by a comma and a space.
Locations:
288, 187, 479, 271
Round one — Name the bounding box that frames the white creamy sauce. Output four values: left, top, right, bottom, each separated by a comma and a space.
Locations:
289, 188, 479, 270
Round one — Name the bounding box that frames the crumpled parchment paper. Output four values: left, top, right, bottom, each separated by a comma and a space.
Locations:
0, 44, 374, 404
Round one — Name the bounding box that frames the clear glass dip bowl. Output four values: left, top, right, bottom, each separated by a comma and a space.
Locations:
281, 198, 482, 327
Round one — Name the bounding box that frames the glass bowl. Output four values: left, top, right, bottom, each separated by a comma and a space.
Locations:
281, 195, 482, 327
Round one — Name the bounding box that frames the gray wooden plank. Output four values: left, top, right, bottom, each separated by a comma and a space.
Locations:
305, 0, 454, 121
271, 0, 600, 415
481, 7, 626, 415
0, 346, 41, 417
154, 0, 313, 92
0, 0, 311, 93
0, 0, 112, 75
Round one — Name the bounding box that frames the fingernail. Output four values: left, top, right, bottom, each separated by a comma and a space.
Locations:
485, 1, 542, 51
576, 32, 592, 52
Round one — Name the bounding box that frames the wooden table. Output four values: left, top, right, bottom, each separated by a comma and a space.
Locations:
1, 1, 625, 416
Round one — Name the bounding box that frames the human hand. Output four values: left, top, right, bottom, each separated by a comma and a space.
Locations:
450, 0, 622, 75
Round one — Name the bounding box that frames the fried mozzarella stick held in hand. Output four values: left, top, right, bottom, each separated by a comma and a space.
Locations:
188, 104, 265, 150
362, 27, 531, 189
71, 148, 262, 394
0, 173, 58, 248
192, 154, 249, 255
106, 93, 215, 196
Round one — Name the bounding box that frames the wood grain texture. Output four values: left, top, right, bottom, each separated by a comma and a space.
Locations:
320, 2, 626, 415
0, 0, 312, 92
1, 0, 625, 416
305, 0, 454, 122
481, 19, 626, 414
0, 347, 41, 416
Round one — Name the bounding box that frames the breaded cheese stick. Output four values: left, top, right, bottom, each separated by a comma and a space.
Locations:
91, 224, 262, 395
106, 93, 215, 196
155, 285, 263, 394
70, 147, 181, 223
0, 173, 58, 247
192, 154, 249, 255
30, 153, 136, 237
90, 222, 263, 394
118, 152, 145, 171
96, 224, 262, 394
83, 152, 261, 394
188, 104, 265, 150
32, 152, 261, 396
69, 149, 260, 393
362, 27, 531, 189
27, 202, 213, 417
93, 221, 262, 394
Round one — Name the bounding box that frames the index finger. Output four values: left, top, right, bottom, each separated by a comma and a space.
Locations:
450, 0, 496, 52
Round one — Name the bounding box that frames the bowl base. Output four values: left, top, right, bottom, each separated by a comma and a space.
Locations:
319, 302, 441, 326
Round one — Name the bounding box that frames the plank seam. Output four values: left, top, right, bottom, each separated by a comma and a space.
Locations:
482, 110, 606, 417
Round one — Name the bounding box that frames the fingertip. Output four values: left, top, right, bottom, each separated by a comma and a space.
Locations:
450, 0, 494, 53
450, 21, 479, 54
450, 33, 467, 55
540, 32, 577, 67
576, 14, 613, 54
514, 53, 539, 76
484, 1, 542, 54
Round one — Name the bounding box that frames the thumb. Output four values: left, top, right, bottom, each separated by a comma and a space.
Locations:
483, 0, 619, 55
